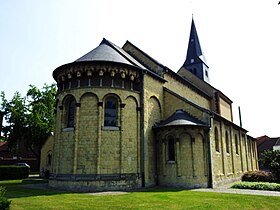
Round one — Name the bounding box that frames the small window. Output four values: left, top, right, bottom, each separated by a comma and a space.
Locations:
225, 131, 230, 153
168, 136, 175, 161
205, 70, 208, 77
235, 135, 239, 155
248, 139, 251, 156
252, 141, 255, 157
47, 153, 52, 165
104, 96, 117, 127
191, 58, 194, 63
66, 97, 76, 128
215, 127, 219, 152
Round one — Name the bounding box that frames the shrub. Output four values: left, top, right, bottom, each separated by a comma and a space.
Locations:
0, 166, 29, 180
241, 171, 278, 183
0, 187, 11, 210
232, 181, 280, 191
261, 150, 280, 179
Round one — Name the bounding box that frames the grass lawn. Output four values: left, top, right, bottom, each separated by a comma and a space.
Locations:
1, 179, 280, 210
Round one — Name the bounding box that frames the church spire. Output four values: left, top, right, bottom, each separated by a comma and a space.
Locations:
182, 18, 209, 83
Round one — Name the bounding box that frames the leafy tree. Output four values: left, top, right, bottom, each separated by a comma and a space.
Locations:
0, 84, 56, 159
261, 150, 280, 179
25, 84, 56, 158
0, 91, 27, 150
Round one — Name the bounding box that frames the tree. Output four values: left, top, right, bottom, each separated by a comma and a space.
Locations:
0, 84, 56, 159
261, 150, 280, 179
25, 84, 56, 158
0, 91, 27, 150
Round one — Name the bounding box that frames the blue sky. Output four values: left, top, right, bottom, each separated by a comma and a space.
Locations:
1, 0, 280, 137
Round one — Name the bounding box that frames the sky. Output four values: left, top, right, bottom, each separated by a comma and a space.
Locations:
0, 0, 279, 138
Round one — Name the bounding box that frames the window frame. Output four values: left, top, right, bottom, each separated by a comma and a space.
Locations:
104, 96, 118, 127
67, 98, 76, 128
167, 136, 176, 162
63, 96, 76, 129
215, 127, 220, 152
225, 131, 230, 154
235, 134, 239, 155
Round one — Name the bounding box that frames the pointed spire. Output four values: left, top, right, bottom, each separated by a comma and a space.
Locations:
181, 17, 210, 83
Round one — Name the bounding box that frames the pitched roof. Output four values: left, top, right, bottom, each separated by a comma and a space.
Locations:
123, 40, 167, 74
256, 135, 270, 146
75, 38, 147, 70
257, 137, 280, 152
154, 109, 208, 128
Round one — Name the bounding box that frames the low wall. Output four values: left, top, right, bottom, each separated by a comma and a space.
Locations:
49, 173, 142, 192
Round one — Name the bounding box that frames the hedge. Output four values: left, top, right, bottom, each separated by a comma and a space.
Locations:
0, 166, 29, 180
231, 181, 280, 191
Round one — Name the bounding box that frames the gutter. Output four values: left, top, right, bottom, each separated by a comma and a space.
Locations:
207, 113, 214, 188
140, 70, 145, 187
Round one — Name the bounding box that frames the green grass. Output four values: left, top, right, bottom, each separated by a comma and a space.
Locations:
1, 179, 280, 210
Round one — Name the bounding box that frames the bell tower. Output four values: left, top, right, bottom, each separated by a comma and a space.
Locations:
181, 18, 209, 83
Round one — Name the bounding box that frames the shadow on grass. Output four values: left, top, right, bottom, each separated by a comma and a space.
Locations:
1, 178, 191, 199
0, 178, 68, 199
130, 186, 186, 193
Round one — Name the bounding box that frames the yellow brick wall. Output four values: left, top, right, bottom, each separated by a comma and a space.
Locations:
40, 135, 54, 176
163, 74, 211, 111
143, 75, 163, 186
76, 93, 98, 174
219, 98, 232, 121
211, 120, 258, 186
53, 87, 140, 177
163, 90, 207, 121
156, 127, 208, 188
122, 96, 139, 173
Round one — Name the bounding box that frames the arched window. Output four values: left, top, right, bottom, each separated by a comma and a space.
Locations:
225, 131, 230, 153
215, 127, 219, 152
47, 153, 52, 165
65, 96, 76, 128
168, 136, 175, 161
235, 134, 239, 155
248, 139, 251, 156
104, 96, 117, 127
68, 99, 76, 127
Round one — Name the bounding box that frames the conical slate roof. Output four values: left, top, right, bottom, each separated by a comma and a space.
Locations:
183, 18, 208, 67
154, 109, 207, 128
75, 38, 147, 69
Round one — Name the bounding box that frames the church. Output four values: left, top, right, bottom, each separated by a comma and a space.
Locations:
49, 19, 258, 192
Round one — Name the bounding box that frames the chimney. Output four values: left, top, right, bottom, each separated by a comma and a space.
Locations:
238, 106, 242, 128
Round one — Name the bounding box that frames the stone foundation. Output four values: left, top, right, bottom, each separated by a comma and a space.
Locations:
49, 173, 142, 192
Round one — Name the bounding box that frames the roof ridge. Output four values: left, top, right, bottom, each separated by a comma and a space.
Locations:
103, 38, 146, 69
123, 40, 167, 70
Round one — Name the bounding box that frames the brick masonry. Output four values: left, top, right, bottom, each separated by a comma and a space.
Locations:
48, 44, 258, 191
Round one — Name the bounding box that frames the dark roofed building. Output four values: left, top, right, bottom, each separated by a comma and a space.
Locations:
256, 135, 280, 170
